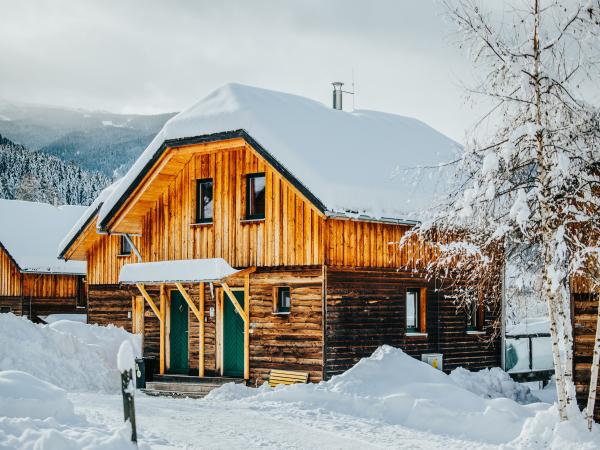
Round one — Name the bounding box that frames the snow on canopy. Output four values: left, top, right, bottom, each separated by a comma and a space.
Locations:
0, 199, 86, 274
98, 83, 460, 226
118, 258, 239, 284
57, 178, 122, 259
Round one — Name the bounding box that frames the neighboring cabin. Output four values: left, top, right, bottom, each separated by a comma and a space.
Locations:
59, 84, 501, 385
0, 199, 87, 321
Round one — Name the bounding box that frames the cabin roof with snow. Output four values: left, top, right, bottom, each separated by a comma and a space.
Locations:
0, 199, 86, 274
96, 83, 460, 231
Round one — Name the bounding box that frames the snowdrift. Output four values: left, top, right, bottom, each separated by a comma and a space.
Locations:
207, 345, 600, 449
0, 313, 140, 393
0, 370, 138, 449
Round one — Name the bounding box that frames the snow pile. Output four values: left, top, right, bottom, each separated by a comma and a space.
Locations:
0, 313, 140, 392
0, 370, 139, 450
207, 345, 600, 448
449, 366, 539, 404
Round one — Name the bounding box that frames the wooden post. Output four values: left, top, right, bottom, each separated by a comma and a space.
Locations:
244, 274, 250, 381
120, 368, 137, 443
199, 281, 205, 378
159, 284, 166, 375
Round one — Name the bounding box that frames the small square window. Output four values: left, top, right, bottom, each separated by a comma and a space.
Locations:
274, 287, 291, 314
119, 235, 132, 256
246, 173, 265, 220
195, 179, 213, 223
0, 307, 11, 313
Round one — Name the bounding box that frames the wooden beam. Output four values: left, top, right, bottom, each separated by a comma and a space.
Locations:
221, 282, 248, 323
159, 284, 166, 375
225, 266, 257, 280
199, 282, 205, 378
135, 283, 161, 321
174, 282, 203, 322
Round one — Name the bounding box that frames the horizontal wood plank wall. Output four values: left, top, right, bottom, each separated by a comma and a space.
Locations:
140, 145, 325, 267
87, 234, 141, 285
22, 273, 79, 298
247, 267, 324, 383
325, 219, 434, 269
572, 276, 600, 421
88, 284, 135, 331
0, 247, 21, 296
324, 267, 500, 378
325, 267, 439, 377
0, 297, 22, 315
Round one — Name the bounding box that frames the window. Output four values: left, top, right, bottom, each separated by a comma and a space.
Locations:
119, 235, 132, 256
246, 173, 266, 219
466, 298, 483, 331
406, 287, 427, 334
195, 178, 213, 223
273, 287, 291, 314
0, 307, 11, 314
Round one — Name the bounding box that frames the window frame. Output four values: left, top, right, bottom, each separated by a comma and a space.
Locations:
195, 178, 214, 224
119, 235, 132, 257
466, 294, 484, 332
406, 287, 427, 335
272, 286, 291, 315
245, 172, 266, 220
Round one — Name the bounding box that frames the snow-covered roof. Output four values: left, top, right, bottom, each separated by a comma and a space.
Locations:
118, 258, 239, 284
0, 199, 87, 274
98, 83, 460, 227
57, 179, 122, 259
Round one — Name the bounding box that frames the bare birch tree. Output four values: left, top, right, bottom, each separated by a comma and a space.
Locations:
407, 0, 600, 423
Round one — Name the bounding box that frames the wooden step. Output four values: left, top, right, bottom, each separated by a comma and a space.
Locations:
152, 375, 242, 385
142, 376, 244, 399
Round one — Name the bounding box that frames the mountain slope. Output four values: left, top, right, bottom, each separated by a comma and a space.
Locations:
0, 100, 175, 176
0, 135, 110, 205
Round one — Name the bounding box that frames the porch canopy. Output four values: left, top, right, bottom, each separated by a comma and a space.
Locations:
119, 258, 254, 379
119, 258, 240, 284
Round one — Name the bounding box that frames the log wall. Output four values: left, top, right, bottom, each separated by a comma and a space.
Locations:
324, 267, 500, 377
0, 296, 22, 315
572, 276, 600, 421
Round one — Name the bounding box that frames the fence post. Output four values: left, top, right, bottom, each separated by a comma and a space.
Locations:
118, 340, 138, 444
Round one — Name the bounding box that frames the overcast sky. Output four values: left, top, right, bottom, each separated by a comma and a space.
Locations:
1, 0, 485, 142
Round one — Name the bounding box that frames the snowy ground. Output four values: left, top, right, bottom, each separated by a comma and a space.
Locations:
1, 314, 599, 450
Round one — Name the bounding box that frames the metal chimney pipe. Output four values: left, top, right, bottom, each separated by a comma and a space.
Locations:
332, 82, 344, 110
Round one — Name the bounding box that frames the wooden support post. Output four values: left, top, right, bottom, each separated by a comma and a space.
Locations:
159, 284, 166, 375
199, 282, 205, 378
221, 282, 248, 322
244, 273, 250, 381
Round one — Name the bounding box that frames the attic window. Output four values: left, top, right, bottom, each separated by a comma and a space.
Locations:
246, 173, 265, 220
466, 296, 484, 332
273, 287, 291, 314
119, 235, 132, 256
195, 178, 213, 223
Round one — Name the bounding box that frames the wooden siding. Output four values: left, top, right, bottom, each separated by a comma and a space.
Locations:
21, 273, 79, 298
140, 145, 325, 268
324, 267, 500, 377
325, 219, 436, 269
0, 297, 22, 315
0, 247, 21, 296
87, 234, 141, 285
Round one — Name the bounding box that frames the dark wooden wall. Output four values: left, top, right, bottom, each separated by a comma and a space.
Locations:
324, 266, 500, 378
0, 296, 23, 315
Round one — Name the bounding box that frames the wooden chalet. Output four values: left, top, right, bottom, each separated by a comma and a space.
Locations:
0, 199, 87, 321
59, 84, 501, 385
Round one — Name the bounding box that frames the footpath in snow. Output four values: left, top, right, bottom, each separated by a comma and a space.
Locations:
0, 313, 599, 449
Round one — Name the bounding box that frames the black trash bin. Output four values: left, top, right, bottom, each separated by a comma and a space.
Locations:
143, 356, 157, 382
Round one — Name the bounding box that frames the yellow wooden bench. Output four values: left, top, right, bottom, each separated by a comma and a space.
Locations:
268, 369, 309, 387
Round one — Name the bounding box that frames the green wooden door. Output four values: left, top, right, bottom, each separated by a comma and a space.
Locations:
169, 291, 189, 374
223, 291, 245, 377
